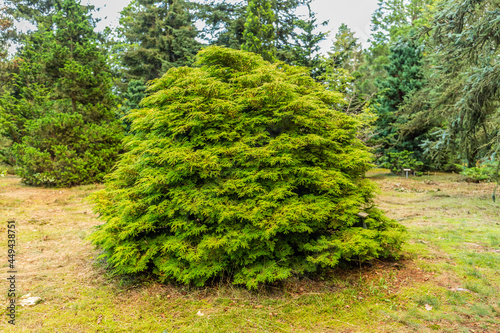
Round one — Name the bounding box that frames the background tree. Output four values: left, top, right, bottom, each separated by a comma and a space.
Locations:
396, 0, 499, 173
0, 5, 13, 57
198, 0, 325, 67
2, 0, 57, 26
280, 5, 328, 77
360, 0, 435, 97
241, 0, 275, 61
2, 0, 122, 186
118, 79, 147, 132
0, 6, 16, 165
119, 0, 201, 86
424, 0, 500, 168
0, 5, 15, 88
319, 23, 365, 113
371, 35, 425, 162
355, 0, 438, 170
194, 0, 246, 49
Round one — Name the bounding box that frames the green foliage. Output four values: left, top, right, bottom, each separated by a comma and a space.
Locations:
197, 0, 326, 68
460, 162, 500, 183
278, 5, 328, 76
424, 0, 500, 167
370, 0, 436, 46
90, 46, 406, 289
419, 128, 460, 172
241, 0, 275, 61
319, 24, 365, 114
194, 0, 246, 49
3, 0, 58, 25
1, 0, 123, 186
379, 150, 423, 174
0, 6, 14, 57
360, 0, 435, 108
14, 113, 123, 186
118, 79, 147, 132
119, 0, 201, 84
371, 34, 426, 164
122, 79, 146, 112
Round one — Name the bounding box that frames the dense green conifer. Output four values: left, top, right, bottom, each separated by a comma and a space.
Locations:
91, 46, 405, 289
319, 24, 365, 114
4, 0, 122, 186
371, 35, 425, 165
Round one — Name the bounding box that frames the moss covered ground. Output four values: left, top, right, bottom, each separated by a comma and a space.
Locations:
0, 171, 498, 332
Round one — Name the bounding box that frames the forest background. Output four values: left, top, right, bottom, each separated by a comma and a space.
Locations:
0, 0, 498, 187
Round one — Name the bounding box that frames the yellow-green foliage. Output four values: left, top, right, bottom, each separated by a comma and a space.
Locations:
91, 46, 406, 289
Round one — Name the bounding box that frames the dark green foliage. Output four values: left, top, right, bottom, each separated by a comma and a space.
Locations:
194, 0, 246, 49
281, 6, 328, 78
370, 0, 435, 45
401, 0, 499, 173
122, 80, 147, 112
90, 46, 406, 289
2, 0, 123, 186
379, 150, 423, 174
3, 0, 57, 25
119, 79, 147, 132
319, 24, 365, 114
460, 162, 500, 183
197, 0, 325, 67
426, 0, 500, 167
360, 0, 435, 104
372, 35, 425, 160
119, 0, 201, 84
241, 0, 275, 61
14, 113, 123, 186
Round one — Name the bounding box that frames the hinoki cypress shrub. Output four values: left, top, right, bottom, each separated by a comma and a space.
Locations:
91, 46, 406, 288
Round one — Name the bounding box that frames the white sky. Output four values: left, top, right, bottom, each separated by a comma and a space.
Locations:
5, 0, 379, 54
84, 0, 379, 53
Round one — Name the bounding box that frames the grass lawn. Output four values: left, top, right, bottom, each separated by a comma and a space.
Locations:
0, 171, 499, 332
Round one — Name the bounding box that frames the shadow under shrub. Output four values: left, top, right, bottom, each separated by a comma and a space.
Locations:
90, 46, 406, 289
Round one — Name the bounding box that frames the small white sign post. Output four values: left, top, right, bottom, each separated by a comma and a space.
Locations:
403, 168, 411, 179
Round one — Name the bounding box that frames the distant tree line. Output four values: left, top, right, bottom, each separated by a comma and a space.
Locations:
0, 0, 498, 185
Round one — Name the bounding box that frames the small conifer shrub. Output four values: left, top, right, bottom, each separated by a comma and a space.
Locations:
14, 112, 123, 187
91, 46, 406, 289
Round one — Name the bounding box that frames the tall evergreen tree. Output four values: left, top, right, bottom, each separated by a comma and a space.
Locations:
415, 0, 500, 168
319, 24, 365, 113
281, 5, 328, 76
194, 0, 246, 49
371, 35, 425, 162
3, 0, 57, 26
198, 0, 325, 67
2, 0, 122, 186
119, 0, 201, 85
0, 7, 15, 164
360, 0, 436, 97
241, 0, 275, 61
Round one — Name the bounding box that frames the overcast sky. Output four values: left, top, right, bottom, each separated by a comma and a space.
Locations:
84, 0, 379, 53
6, 0, 379, 54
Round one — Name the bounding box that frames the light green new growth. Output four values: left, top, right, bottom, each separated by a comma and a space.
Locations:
91, 46, 406, 289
